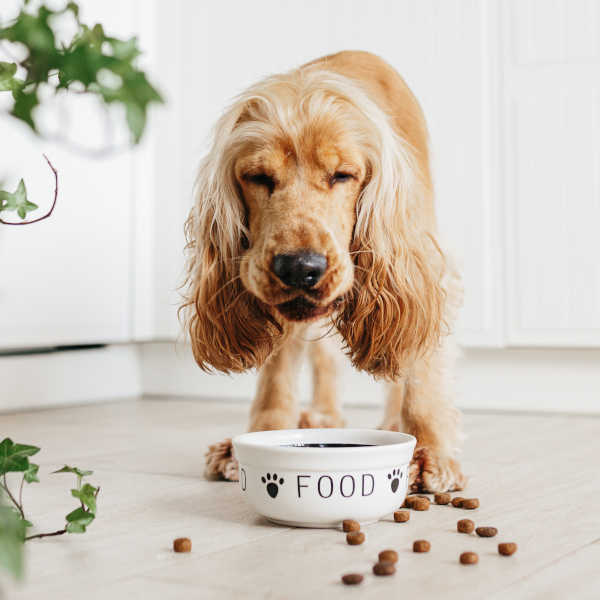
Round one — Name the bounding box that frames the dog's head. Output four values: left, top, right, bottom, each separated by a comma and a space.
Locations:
182, 68, 446, 378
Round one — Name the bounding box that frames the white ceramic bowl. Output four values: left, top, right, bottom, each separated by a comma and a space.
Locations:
232, 428, 416, 528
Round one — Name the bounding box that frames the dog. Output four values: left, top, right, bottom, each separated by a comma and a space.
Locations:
181, 51, 465, 492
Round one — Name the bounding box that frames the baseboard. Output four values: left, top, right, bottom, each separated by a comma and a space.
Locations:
4, 342, 598, 414
139, 342, 600, 415
0, 345, 141, 412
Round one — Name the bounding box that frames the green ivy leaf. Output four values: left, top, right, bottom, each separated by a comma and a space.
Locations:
0, 179, 39, 219
0, 438, 40, 475
23, 463, 40, 484
0, 61, 23, 92
65, 507, 94, 534
71, 483, 97, 514
52, 465, 93, 478
0, 504, 26, 579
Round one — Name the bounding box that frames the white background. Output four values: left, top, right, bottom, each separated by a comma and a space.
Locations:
1, 0, 599, 411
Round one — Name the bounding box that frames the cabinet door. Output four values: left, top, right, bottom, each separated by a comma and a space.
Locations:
0, 0, 140, 349
502, 0, 600, 346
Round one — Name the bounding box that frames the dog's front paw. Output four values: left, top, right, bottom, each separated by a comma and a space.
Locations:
298, 410, 345, 429
408, 446, 466, 493
205, 438, 239, 481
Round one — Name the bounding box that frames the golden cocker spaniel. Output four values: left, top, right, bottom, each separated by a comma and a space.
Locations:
182, 51, 465, 492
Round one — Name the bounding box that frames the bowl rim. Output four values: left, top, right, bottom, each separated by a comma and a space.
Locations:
232, 428, 416, 470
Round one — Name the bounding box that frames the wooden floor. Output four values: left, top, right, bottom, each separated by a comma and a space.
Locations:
2, 398, 600, 599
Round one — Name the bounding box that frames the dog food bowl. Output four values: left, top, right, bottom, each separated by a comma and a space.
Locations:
232, 428, 416, 528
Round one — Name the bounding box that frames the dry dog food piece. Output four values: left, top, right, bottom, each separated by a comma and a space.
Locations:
412, 497, 430, 511
394, 510, 410, 523
460, 551, 478, 565
402, 496, 416, 508
476, 526, 498, 537
373, 561, 396, 576
342, 519, 361, 532
434, 492, 451, 505
451, 497, 465, 508
457, 519, 475, 534
462, 498, 480, 510
378, 549, 398, 564
498, 542, 518, 556
346, 531, 365, 545
413, 540, 431, 553
341, 573, 364, 585
173, 537, 192, 553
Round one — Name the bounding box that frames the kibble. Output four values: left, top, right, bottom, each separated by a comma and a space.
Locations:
434, 492, 451, 505
498, 542, 518, 556
373, 561, 396, 576
451, 497, 465, 508
412, 497, 430, 511
476, 526, 498, 538
173, 537, 192, 553
378, 549, 398, 564
413, 540, 431, 553
462, 498, 480, 510
342, 519, 360, 532
341, 573, 364, 585
394, 510, 410, 523
346, 531, 365, 545
457, 519, 475, 534
459, 551, 479, 565
403, 496, 417, 508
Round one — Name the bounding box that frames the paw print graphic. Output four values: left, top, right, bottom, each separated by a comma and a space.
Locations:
261, 472, 284, 498
387, 468, 403, 493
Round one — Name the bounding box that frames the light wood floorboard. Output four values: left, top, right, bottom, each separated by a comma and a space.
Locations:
1, 398, 599, 599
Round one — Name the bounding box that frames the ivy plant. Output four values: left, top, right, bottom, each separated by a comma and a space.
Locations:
0, 0, 163, 224
0, 438, 99, 580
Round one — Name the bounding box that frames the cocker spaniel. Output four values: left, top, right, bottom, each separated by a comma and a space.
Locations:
182, 50, 465, 492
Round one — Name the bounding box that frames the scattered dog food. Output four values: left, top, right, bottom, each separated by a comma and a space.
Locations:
394, 510, 410, 522
378, 549, 398, 564
346, 531, 365, 545
434, 492, 451, 505
451, 497, 465, 508
498, 542, 518, 556
413, 540, 431, 553
462, 498, 480, 510
457, 519, 475, 534
173, 537, 192, 553
341, 573, 364, 585
373, 561, 396, 576
476, 526, 498, 538
412, 497, 430, 511
460, 551, 479, 565
342, 519, 361, 532
403, 496, 416, 508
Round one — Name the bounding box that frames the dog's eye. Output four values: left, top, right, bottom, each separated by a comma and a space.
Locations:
330, 172, 354, 186
244, 173, 275, 194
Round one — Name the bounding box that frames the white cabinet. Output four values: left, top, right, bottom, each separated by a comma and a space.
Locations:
501, 0, 600, 346
0, 0, 141, 349
1, 0, 598, 351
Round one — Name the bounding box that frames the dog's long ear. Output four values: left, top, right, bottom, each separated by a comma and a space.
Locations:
180, 105, 282, 373
334, 128, 447, 381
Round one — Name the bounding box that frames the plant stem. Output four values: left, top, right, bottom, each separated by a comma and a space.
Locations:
1, 474, 25, 519
18, 474, 25, 512
25, 529, 66, 541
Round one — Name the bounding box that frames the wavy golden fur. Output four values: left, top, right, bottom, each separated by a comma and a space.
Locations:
183, 51, 465, 493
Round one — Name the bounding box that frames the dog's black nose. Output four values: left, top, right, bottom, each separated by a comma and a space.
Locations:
272, 251, 328, 288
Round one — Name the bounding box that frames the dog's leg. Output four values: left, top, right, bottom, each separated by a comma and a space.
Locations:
381, 340, 466, 493
298, 335, 345, 428
205, 334, 306, 481
248, 334, 306, 431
